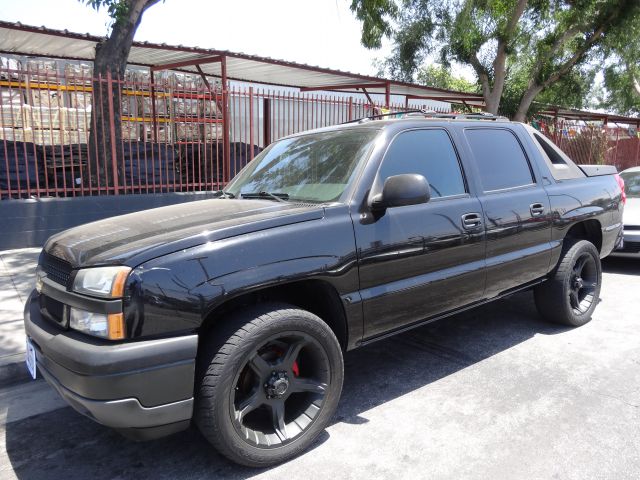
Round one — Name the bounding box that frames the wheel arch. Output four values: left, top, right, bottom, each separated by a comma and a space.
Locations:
199, 279, 350, 352
564, 219, 603, 253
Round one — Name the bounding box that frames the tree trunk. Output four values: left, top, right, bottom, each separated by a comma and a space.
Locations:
513, 85, 543, 122
87, 0, 160, 193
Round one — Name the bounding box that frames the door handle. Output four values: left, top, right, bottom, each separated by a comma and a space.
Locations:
530, 203, 545, 216
461, 212, 482, 230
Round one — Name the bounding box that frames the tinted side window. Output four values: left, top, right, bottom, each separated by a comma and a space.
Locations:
531, 131, 585, 181
378, 129, 466, 198
466, 129, 534, 191
534, 132, 566, 165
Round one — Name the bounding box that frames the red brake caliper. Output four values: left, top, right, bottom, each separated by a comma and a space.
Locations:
271, 346, 300, 376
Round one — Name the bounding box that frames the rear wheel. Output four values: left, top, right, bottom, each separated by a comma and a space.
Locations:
195, 303, 343, 467
534, 239, 602, 326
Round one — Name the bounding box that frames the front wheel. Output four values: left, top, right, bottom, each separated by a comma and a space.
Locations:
195, 303, 344, 467
534, 239, 602, 326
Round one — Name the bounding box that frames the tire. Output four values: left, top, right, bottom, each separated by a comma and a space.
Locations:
534, 239, 602, 326
195, 302, 344, 467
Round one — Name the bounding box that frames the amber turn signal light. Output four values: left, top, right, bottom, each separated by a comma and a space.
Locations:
108, 313, 125, 340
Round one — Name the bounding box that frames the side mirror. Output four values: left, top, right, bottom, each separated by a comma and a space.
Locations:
371, 173, 431, 210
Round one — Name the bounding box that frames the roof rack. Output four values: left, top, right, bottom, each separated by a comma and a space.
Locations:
341, 109, 425, 124
414, 111, 510, 121
342, 109, 509, 125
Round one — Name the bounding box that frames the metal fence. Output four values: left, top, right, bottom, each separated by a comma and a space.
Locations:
2, 65, 638, 199
0, 67, 422, 199
533, 117, 640, 172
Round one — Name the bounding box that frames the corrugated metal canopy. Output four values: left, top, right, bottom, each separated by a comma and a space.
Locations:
0, 21, 486, 106
537, 106, 640, 125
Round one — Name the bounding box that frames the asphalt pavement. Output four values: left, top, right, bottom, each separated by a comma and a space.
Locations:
0, 253, 639, 480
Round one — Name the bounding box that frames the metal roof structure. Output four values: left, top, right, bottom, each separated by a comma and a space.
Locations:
0, 21, 486, 107
536, 106, 640, 126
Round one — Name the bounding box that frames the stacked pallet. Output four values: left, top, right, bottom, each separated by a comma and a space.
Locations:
1, 56, 225, 147
0, 104, 32, 142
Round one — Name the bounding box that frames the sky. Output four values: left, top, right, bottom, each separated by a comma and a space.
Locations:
0, 0, 393, 78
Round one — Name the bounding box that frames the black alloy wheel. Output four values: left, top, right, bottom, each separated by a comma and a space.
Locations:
534, 239, 602, 327
195, 303, 343, 467
568, 252, 598, 315
230, 332, 330, 447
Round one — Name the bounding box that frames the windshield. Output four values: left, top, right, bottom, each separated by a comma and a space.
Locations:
621, 171, 640, 198
226, 129, 379, 203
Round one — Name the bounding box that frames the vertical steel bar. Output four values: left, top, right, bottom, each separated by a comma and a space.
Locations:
55, 66, 67, 197
89, 73, 100, 195
116, 74, 128, 194
614, 126, 620, 168
385, 82, 391, 109
220, 56, 231, 184
263, 97, 271, 146
635, 122, 640, 166
0, 64, 11, 198
97, 73, 109, 193
73, 73, 85, 196
106, 71, 119, 195
249, 86, 255, 160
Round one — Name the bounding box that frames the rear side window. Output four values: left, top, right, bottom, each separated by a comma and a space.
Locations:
465, 129, 534, 191
378, 129, 466, 198
531, 131, 585, 181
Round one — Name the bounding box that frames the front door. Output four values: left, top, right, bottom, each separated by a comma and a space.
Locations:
352, 128, 486, 340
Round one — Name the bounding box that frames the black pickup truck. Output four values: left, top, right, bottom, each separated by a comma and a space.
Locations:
24, 114, 625, 467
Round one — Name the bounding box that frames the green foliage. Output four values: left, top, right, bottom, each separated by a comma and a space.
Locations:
351, 0, 640, 118
81, 0, 130, 24
416, 64, 478, 93
500, 64, 596, 117
599, 11, 640, 115
350, 0, 398, 49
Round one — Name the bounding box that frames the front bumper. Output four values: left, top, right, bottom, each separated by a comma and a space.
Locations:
24, 291, 198, 440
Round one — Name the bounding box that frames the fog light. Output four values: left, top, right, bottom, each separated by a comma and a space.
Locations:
69, 308, 125, 340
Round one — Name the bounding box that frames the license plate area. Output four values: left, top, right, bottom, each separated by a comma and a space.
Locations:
25, 337, 37, 380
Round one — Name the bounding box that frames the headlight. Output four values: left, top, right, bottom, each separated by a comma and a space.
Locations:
69, 308, 125, 340
72, 266, 131, 298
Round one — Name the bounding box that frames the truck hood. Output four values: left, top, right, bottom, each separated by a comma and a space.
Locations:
623, 198, 640, 227
44, 199, 324, 267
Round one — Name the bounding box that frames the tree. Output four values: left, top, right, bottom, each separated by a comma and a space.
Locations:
351, 0, 640, 121
599, 12, 640, 115
81, 0, 161, 190
416, 64, 478, 93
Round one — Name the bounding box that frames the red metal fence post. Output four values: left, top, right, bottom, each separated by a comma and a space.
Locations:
385, 81, 391, 109
635, 122, 640, 166
106, 71, 120, 195
263, 98, 271, 146
347, 97, 353, 122
614, 126, 620, 168
249, 86, 255, 159
220, 56, 231, 183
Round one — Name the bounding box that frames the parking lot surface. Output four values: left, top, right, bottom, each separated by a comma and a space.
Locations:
1, 257, 639, 480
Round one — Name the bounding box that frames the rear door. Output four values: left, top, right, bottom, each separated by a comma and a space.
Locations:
462, 127, 553, 298
352, 128, 486, 339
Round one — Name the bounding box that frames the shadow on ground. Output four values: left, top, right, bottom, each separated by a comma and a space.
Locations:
4, 288, 575, 480
0, 249, 39, 302
602, 256, 640, 276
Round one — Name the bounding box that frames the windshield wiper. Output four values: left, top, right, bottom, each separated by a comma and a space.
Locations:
240, 191, 289, 203
214, 190, 235, 198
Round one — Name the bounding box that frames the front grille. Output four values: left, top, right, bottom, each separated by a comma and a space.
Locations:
39, 251, 72, 287
625, 225, 640, 231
